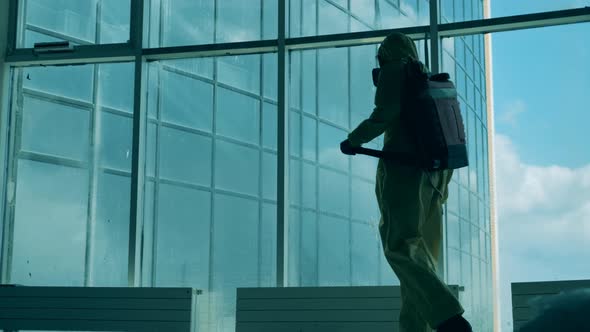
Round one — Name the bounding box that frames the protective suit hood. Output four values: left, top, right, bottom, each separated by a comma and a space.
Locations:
378, 32, 419, 63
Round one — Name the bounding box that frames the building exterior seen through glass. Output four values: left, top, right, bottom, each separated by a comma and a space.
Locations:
1, 0, 493, 331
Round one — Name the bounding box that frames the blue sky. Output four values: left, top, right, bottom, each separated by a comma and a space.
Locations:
491, 0, 590, 330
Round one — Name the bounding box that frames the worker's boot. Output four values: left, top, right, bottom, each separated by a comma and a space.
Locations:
436, 314, 473, 332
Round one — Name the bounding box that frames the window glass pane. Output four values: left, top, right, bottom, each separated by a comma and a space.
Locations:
289, 52, 302, 109
470, 222, 480, 259
217, 88, 260, 145
98, 63, 134, 113
460, 186, 470, 218
24, 65, 93, 102
218, 55, 261, 94
352, 222, 379, 285
290, 45, 389, 290
380, 252, 400, 285
301, 50, 317, 115
150, 0, 274, 46
378, 0, 398, 28
147, 65, 159, 120
18, 0, 130, 47
303, 0, 318, 36
215, 140, 260, 196
468, 112, 477, 192
158, 0, 214, 46
470, 194, 479, 225
160, 69, 214, 132
261, 203, 277, 286
460, 252, 472, 307
302, 162, 317, 209
97, 111, 132, 172
262, 152, 277, 200
90, 173, 130, 286
155, 184, 211, 287
263, 102, 277, 150
351, 178, 379, 222
288, 208, 301, 286
165, 58, 215, 80
446, 180, 460, 215
318, 48, 349, 128
319, 168, 350, 217
479, 230, 486, 261
302, 115, 317, 161
217, 0, 262, 43
11, 160, 88, 285
159, 127, 212, 185
9, 63, 133, 288
441, 0, 454, 22
448, 248, 461, 285
465, 0, 473, 21
318, 123, 348, 171
289, 159, 301, 206
456, 67, 467, 102
460, 220, 471, 253
447, 212, 460, 250
293, 0, 426, 36
212, 194, 260, 328
300, 210, 319, 286
21, 96, 90, 161
319, 0, 348, 35
289, 111, 301, 157
263, 54, 278, 100
263, 0, 278, 40
318, 215, 350, 286
456, 38, 466, 67
352, 0, 375, 24
400, 0, 425, 26
141, 55, 270, 332
100, 0, 131, 43
455, 0, 464, 22
141, 181, 155, 286
289, 0, 302, 36
146, 123, 157, 177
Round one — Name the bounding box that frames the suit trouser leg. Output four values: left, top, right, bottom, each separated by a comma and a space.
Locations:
377, 165, 463, 329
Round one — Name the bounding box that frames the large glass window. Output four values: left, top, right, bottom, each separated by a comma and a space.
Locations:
440, 0, 484, 23
446, 31, 491, 331
290, 0, 430, 37
2, 1, 496, 330
17, 0, 131, 47
288, 45, 396, 288
147, 0, 277, 47
7, 63, 134, 286
141, 54, 277, 331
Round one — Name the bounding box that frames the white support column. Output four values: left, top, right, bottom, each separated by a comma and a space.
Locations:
483, 0, 500, 330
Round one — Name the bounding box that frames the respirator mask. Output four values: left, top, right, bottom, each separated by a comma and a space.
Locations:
371, 67, 381, 87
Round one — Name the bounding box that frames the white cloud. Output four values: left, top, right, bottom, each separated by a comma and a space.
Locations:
497, 99, 526, 126
495, 134, 590, 329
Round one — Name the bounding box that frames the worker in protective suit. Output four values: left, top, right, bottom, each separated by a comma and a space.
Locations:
340, 33, 473, 332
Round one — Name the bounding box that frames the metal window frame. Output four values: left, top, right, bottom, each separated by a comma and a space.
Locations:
3, 7, 589, 67
0, 0, 589, 296
276, 0, 288, 287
